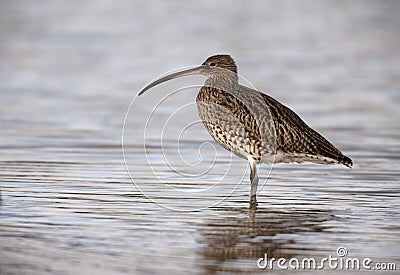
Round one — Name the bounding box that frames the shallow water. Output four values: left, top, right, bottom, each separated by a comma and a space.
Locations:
1, 1, 400, 274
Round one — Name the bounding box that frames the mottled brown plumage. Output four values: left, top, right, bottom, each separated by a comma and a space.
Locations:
139, 54, 353, 207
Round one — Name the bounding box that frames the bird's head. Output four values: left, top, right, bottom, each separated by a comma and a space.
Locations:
201, 54, 238, 74
138, 54, 238, 96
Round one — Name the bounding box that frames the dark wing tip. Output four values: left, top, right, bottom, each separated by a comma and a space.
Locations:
341, 155, 353, 168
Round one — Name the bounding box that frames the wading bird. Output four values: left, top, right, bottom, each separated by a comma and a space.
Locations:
139, 55, 352, 207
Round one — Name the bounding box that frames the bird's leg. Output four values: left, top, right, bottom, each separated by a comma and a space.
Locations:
249, 158, 258, 208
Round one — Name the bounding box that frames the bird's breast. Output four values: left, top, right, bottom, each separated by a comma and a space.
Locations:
196, 87, 276, 161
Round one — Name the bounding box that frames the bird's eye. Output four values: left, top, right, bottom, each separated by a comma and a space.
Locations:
209, 62, 216, 66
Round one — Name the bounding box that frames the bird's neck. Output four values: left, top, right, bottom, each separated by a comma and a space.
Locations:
204, 73, 239, 91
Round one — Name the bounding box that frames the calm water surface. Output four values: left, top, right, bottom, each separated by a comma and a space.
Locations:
1, 1, 399, 274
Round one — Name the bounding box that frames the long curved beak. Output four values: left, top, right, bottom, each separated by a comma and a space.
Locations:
138, 66, 206, 96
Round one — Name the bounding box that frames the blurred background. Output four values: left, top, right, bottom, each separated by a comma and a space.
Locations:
1, 0, 399, 274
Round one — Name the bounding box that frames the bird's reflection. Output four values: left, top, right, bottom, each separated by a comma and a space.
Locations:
196, 206, 333, 273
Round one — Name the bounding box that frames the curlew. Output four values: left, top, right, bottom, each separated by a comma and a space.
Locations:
139, 54, 352, 207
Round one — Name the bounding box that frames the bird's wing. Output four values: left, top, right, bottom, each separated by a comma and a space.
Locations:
258, 91, 353, 167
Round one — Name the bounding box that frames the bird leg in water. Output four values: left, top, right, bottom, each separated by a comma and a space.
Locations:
249, 158, 258, 207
